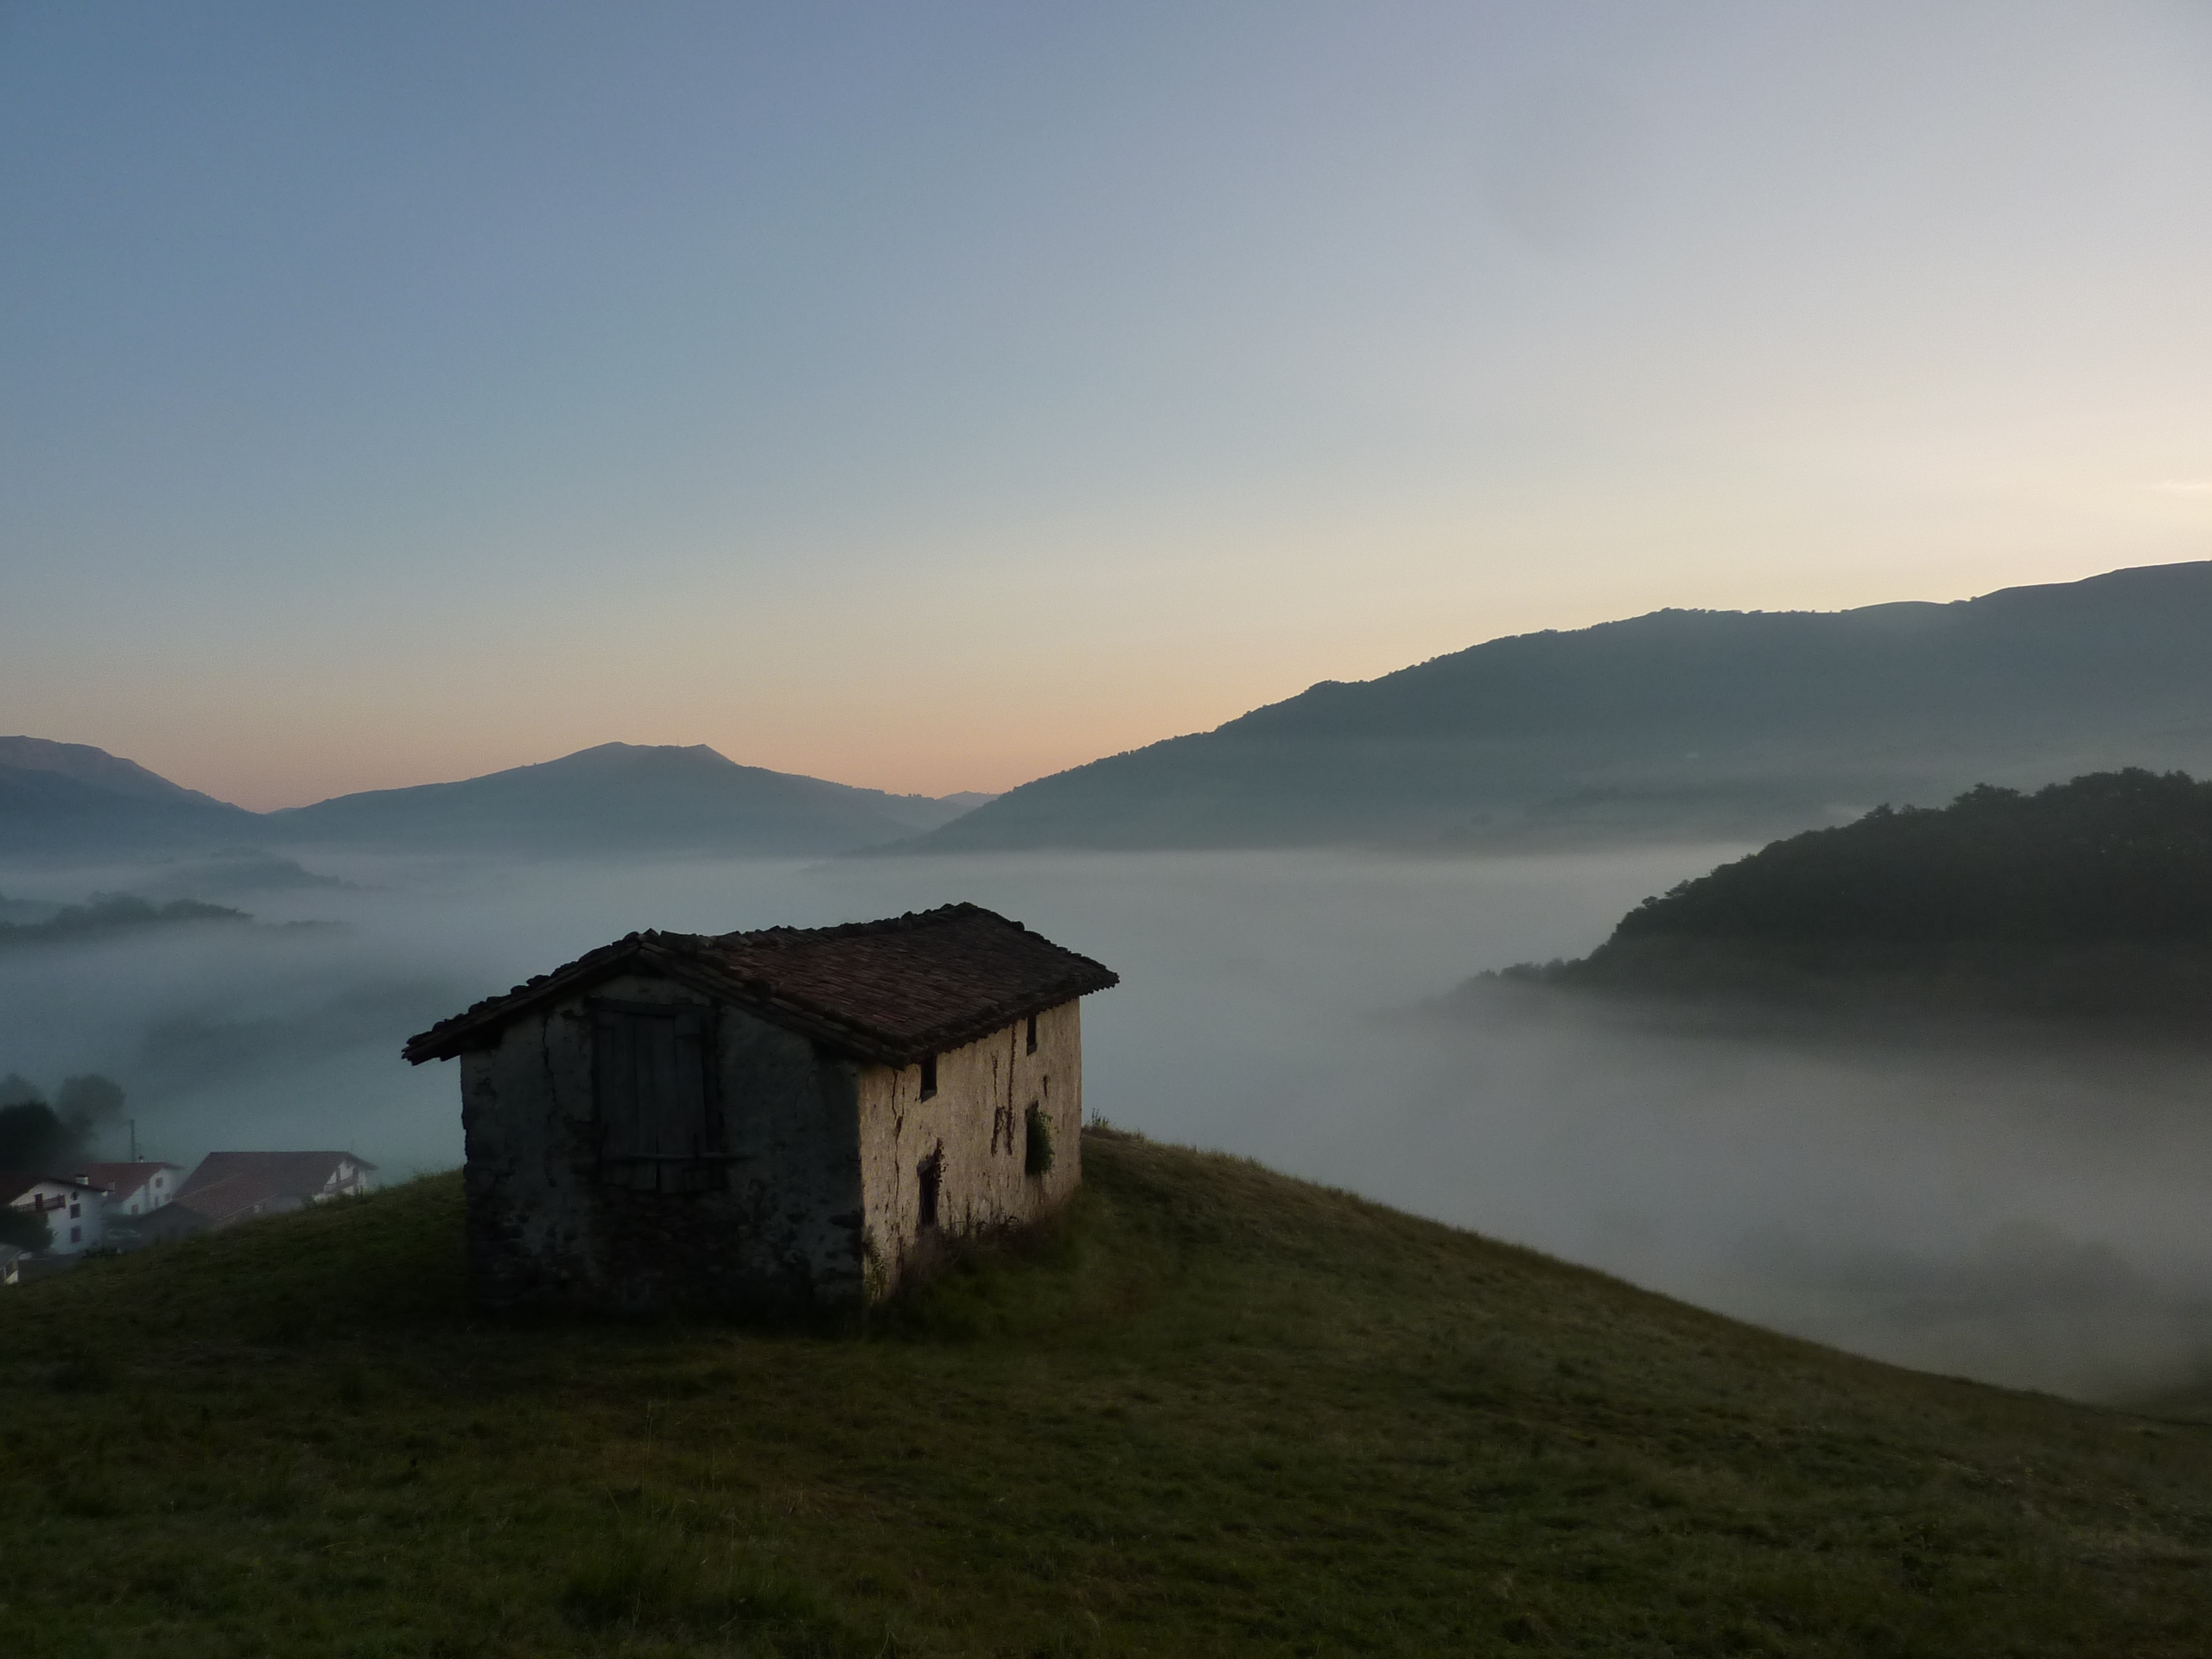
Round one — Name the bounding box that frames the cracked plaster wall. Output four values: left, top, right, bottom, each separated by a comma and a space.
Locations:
855, 998, 1084, 1298
458, 978, 1085, 1313
460, 971, 865, 1313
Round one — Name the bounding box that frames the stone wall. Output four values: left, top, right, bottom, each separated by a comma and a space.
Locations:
459, 971, 868, 1313
854, 998, 1085, 1297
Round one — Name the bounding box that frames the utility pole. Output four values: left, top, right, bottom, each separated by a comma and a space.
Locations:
128, 1118, 137, 1162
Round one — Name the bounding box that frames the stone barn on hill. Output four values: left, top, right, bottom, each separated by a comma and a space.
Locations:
403, 903, 1117, 1313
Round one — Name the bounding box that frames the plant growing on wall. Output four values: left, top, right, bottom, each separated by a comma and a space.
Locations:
1024, 1103, 1054, 1176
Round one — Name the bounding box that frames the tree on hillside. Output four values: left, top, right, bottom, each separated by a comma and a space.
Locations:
0, 1102, 72, 1170
1610, 769, 2212, 947
0, 894, 250, 948
0, 1073, 126, 1171
0, 1204, 53, 1252
55, 1073, 125, 1141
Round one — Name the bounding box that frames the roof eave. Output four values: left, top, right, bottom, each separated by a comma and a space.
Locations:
400, 938, 906, 1067
403, 928, 1121, 1069
401, 938, 657, 1063
861, 969, 1122, 1067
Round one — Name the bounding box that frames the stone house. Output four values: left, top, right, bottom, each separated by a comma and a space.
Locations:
403, 903, 1118, 1313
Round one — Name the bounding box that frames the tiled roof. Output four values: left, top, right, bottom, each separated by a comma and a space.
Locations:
404, 902, 1119, 1068
0, 1170, 99, 1206
72, 1160, 181, 1195
162, 1173, 277, 1228
174, 1152, 373, 1226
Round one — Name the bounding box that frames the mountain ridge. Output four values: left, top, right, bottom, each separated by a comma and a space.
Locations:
267, 741, 986, 855
895, 560, 2212, 853
0, 741, 991, 860
0, 735, 238, 808
0, 759, 262, 857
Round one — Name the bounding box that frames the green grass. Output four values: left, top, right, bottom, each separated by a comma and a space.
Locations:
6, 1128, 2212, 1656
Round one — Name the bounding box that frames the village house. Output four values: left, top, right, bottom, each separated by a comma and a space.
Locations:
403, 903, 1118, 1313
74, 1160, 182, 1219
1, 1172, 107, 1255
137, 1150, 377, 1243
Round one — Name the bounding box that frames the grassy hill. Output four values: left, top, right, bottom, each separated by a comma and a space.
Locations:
7, 1131, 2212, 1656
897, 560, 2212, 853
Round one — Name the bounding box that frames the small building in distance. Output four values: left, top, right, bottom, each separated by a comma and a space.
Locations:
137, 1151, 377, 1243
74, 1160, 182, 1219
1, 1172, 107, 1255
404, 903, 1118, 1314
0, 1240, 79, 1286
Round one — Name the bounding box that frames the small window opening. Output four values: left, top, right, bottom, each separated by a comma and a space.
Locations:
917, 1148, 943, 1229
919, 1053, 938, 1100
1025, 1013, 1038, 1054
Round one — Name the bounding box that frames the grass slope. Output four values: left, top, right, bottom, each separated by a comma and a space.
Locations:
6, 1131, 2212, 1656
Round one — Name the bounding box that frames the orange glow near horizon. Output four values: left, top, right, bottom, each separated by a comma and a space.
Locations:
8, 7, 2212, 811
39, 537, 2204, 813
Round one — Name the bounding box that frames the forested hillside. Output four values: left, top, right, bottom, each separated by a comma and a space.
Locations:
1499, 769, 2212, 1027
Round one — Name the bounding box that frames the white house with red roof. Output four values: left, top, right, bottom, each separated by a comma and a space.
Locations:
138, 1150, 375, 1243
73, 1160, 182, 1218
2, 1171, 108, 1255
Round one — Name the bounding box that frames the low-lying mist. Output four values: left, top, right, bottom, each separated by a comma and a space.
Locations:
4, 842, 2208, 1403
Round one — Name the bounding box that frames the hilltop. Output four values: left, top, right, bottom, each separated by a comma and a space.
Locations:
0, 738, 261, 856
6, 1132, 2212, 1655
1497, 769, 2212, 1032
0, 893, 253, 950
0, 741, 991, 862
266, 742, 986, 856
899, 560, 2212, 853
0, 737, 240, 809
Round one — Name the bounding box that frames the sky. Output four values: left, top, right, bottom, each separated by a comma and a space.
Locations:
5, 1, 2211, 810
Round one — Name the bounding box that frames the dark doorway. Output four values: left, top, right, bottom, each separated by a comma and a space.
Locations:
917, 1148, 943, 1230
589, 999, 716, 1192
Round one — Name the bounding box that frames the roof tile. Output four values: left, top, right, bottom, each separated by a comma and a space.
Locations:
404, 902, 1117, 1067
172, 1152, 375, 1226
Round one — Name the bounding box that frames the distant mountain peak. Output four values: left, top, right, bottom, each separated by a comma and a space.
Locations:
0, 737, 233, 809
899, 559, 2212, 854
262, 740, 991, 855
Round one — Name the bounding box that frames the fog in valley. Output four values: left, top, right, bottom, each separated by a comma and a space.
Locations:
5, 844, 2210, 1404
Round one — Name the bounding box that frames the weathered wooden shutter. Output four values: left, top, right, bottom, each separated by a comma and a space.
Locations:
591, 1001, 716, 1192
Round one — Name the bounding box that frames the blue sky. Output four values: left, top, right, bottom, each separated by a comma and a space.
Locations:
5, 2, 2210, 806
